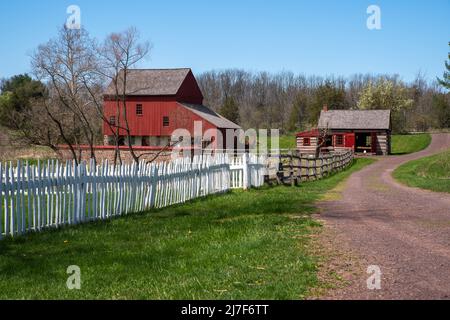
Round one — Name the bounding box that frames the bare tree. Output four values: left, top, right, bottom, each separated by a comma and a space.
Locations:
5, 95, 62, 154
31, 26, 101, 164
96, 27, 151, 165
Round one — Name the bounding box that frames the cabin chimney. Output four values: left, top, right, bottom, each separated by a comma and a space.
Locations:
323, 104, 328, 112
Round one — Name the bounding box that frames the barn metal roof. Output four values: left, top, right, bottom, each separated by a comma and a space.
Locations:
104, 68, 192, 96
180, 103, 241, 129
318, 110, 391, 130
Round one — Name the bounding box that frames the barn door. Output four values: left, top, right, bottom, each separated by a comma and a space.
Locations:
344, 133, 355, 151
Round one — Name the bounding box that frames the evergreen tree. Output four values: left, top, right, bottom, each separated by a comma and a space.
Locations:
437, 42, 450, 90
309, 80, 348, 123
219, 96, 240, 124
433, 94, 450, 128
0, 74, 46, 127
287, 92, 308, 132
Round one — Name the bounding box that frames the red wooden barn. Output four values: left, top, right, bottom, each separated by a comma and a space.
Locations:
103, 68, 241, 149
296, 107, 391, 155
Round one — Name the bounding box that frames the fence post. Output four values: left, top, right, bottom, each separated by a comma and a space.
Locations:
288, 151, 295, 186
296, 155, 301, 184
319, 157, 323, 179
276, 155, 283, 185
242, 153, 249, 190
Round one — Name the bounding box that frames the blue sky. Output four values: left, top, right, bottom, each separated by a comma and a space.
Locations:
0, 0, 448, 82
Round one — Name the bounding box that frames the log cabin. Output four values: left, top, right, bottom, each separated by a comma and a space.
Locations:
296, 107, 391, 155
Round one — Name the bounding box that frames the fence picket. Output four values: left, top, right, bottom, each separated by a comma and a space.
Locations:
9, 163, 16, 236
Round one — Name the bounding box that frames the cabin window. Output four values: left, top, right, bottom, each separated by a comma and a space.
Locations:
366, 135, 372, 146
109, 116, 116, 126
335, 134, 344, 146
303, 138, 311, 146
163, 116, 170, 127
136, 104, 143, 116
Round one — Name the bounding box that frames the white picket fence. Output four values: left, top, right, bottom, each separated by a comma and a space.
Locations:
0, 153, 266, 239
229, 154, 266, 189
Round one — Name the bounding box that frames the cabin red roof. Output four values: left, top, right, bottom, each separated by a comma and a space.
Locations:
296, 128, 319, 137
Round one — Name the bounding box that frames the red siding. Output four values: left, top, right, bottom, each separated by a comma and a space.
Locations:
104, 97, 217, 137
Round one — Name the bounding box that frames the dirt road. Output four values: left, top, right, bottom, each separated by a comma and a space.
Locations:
318, 133, 450, 299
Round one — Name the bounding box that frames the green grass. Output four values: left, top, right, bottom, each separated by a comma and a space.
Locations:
391, 133, 431, 155
264, 134, 297, 150
393, 150, 450, 193
265, 134, 296, 150
0, 158, 374, 300
278, 135, 297, 150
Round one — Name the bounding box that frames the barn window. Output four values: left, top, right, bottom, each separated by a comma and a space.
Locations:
335, 134, 344, 146
109, 116, 116, 126
136, 104, 143, 116
163, 116, 170, 127
303, 138, 311, 146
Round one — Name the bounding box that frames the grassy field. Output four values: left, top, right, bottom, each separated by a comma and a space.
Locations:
0, 145, 56, 163
393, 150, 450, 193
265, 134, 296, 150
391, 134, 431, 155
0, 158, 374, 299
278, 135, 297, 149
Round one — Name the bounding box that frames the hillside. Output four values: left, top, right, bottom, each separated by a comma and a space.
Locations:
394, 149, 450, 193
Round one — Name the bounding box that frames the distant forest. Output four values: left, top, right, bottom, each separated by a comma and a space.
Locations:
197, 70, 450, 134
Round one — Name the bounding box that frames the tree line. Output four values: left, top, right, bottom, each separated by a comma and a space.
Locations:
197, 65, 450, 134
0, 29, 449, 164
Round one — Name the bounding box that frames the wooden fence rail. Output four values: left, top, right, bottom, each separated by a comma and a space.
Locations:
0, 153, 266, 239
272, 150, 354, 186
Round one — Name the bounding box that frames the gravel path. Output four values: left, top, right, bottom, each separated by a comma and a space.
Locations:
317, 133, 450, 299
